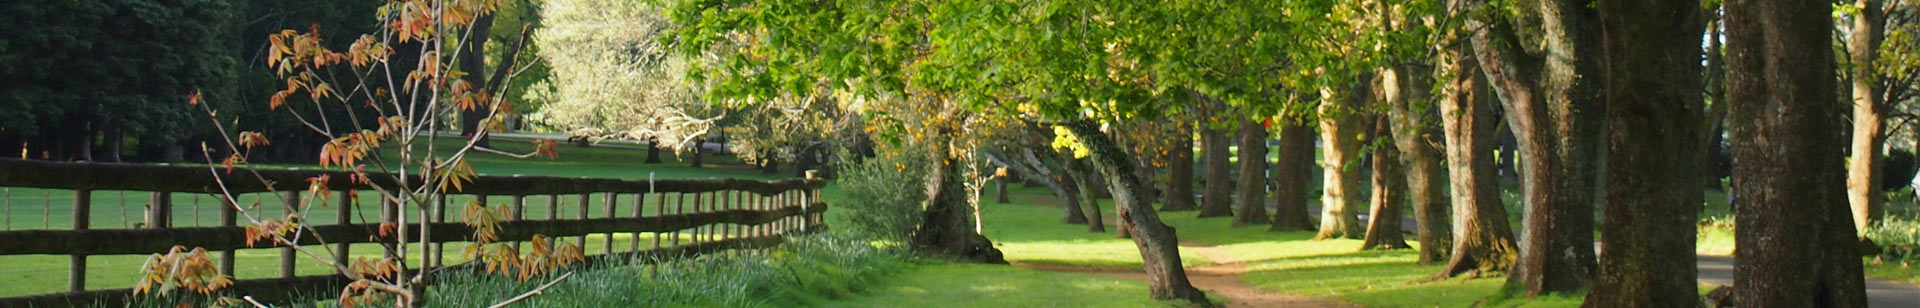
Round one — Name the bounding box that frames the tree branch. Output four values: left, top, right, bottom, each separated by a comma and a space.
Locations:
486, 271, 574, 308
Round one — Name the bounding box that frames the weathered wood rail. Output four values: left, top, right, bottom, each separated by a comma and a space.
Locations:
0, 158, 828, 307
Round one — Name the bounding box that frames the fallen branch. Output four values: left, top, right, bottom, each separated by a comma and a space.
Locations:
486, 271, 575, 308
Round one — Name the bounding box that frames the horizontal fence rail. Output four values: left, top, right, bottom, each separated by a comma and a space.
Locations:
0, 158, 829, 307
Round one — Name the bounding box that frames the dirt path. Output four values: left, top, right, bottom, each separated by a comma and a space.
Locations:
1013, 243, 1356, 307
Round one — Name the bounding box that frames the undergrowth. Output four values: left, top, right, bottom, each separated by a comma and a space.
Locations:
425, 234, 911, 307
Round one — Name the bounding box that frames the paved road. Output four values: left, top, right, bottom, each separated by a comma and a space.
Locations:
1695, 255, 1920, 307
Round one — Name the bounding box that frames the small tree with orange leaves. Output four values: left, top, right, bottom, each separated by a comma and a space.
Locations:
138, 1, 580, 306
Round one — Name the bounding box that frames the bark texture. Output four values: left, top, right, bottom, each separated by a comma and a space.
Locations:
1438, 40, 1519, 277
1387, 65, 1452, 264
1583, 0, 1705, 305
1163, 121, 1198, 212
1470, 0, 1603, 295
1199, 122, 1234, 218
1725, 0, 1870, 305
1847, 0, 1888, 235
910, 133, 1006, 264
1270, 121, 1318, 231
1361, 116, 1410, 250
1234, 118, 1271, 227
1064, 120, 1210, 305
1315, 80, 1369, 240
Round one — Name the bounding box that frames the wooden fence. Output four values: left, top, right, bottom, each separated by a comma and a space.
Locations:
0, 158, 828, 307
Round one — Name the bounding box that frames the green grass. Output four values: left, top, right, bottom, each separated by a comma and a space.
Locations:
981, 186, 1210, 269
831, 263, 1188, 308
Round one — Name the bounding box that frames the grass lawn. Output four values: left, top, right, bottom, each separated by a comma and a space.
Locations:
830, 262, 1186, 308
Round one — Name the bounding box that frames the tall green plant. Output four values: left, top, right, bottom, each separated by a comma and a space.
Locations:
838, 148, 931, 242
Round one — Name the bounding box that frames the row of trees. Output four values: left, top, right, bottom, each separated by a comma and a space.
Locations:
662, 0, 1916, 306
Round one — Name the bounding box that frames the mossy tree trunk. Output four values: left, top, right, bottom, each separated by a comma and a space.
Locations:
910, 130, 1006, 264
1387, 65, 1452, 264
1582, 0, 1705, 305
1725, 0, 1869, 304
1163, 121, 1198, 212
1063, 120, 1210, 305
1199, 122, 1234, 218
1315, 80, 1369, 241
1270, 120, 1318, 231
1438, 38, 1519, 277
1361, 115, 1410, 250
1233, 117, 1271, 227
1469, 0, 1603, 295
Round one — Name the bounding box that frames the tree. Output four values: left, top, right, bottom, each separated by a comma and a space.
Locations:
1314, 78, 1370, 240
1725, 0, 1870, 305
1233, 117, 1271, 227
1467, 0, 1603, 295
1198, 99, 1236, 218
526, 0, 720, 153
0, 0, 237, 162
1436, 24, 1519, 276
1847, 0, 1892, 234
1582, 0, 1705, 305
1385, 65, 1451, 264
1269, 119, 1318, 231
1360, 114, 1410, 250
1163, 119, 1199, 212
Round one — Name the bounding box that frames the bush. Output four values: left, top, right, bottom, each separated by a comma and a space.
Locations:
426, 234, 913, 307
835, 149, 930, 242
1867, 217, 1920, 262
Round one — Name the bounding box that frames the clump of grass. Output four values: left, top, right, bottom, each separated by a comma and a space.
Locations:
1866, 216, 1920, 263
425, 233, 910, 307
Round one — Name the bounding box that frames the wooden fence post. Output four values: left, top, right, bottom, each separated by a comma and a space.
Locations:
673, 193, 686, 247
70, 189, 90, 292
220, 194, 237, 276
437, 194, 459, 269
630, 193, 644, 252
576, 192, 590, 246
336, 190, 352, 267
654, 193, 666, 249
603, 192, 616, 252
146, 192, 171, 229
512, 195, 526, 251
281, 190, 298, 278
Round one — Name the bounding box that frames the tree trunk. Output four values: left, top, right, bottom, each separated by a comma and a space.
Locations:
1135, 158, 1158, 208
690, 138, 705, 168
1270, 120, 1318, 231
1724, 0, 1870, 305
1063, 120, 1210, 305
1071, 158, 1107, 233
102, 124, 123, 163
645, 139, 664, 164
996, 148, 1088, 224
1470, 0, 1602, 295
457, 14, 496, 148
1847, 0, 1888, 235
1702, 17, 1731, 191
1199, 124, 1234, 218
1387, 65, 1452, 263
996, 177, 1011, 204
1315, 80, 1369, 240
912, 131, 1006, 264
1439, 39, 1519, 277
1583, 1, 1706, 305
794, 146, 819, 178
1496, 124, 1518, 179
1362, 115, 1410, 250
1234, 117, 1271, 227
1163, 121, 1198, 212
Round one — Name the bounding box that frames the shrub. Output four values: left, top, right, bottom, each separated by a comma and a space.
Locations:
1867, 217, 1920, 262
426, 234, 913, 307
835, 148, 930, 242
